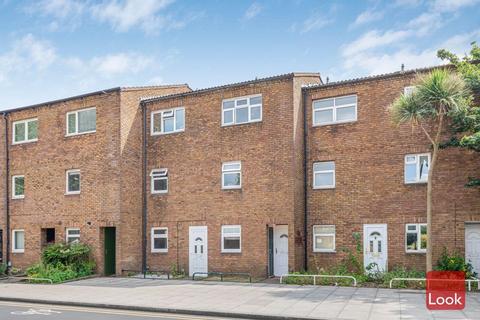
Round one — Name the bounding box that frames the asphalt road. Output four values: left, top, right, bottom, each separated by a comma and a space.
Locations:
0, 301, 239, 320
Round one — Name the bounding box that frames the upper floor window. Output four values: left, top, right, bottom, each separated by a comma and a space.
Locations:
66, 169, 81, 195
151, 108, 185, 135
313, 95, 357, 126
313, 225, 335, 252
151, 169, 168, 194
12, 229, 25, 253
313, 161, 335, 189
405, 153, 430, 184
12, 175, 25, 199
221, 225, 241, 253
405, 223, 427, 253
222, 161, 241, 189
222, 95, 262, 126
404, 86, 416, 96
66, 228, 80, 244
67, 107, 96, 136
13, 118, 38, 144
151, 227, 168, 252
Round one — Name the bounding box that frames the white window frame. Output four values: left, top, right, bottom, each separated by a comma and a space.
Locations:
313, 225, 336, 253
151, 227, 168, 253
12, 118, 38, 145
221, 94, 262, 126
221, 225, 241, 253
151, 169, 168, 194
404, 86, 416, 96
66, 169, 81, 195
313, 161, 335, 189
405, 223, 427, 253
221, 161, 241, 190
66, 228, 80, 244
312, 95, 357, 126
66, 107, 96, 137
12, 175, 25, 199
12, 229, 25, 253
151, 107, 185, 136
404, 153, 430, 184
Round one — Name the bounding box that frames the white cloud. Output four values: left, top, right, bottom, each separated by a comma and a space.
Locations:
31, 0, 85, 19
91, 53, 153, 75
243, 2, 262, 20
300, 13, 334, 34
342, 30, 410, 57
394, 0, 423, 7
431, 0, 480, 12
351, 9, 384, 27
406, 12, 443, 36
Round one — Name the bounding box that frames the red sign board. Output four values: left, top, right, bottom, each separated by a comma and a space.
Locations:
426, 271, 465, 310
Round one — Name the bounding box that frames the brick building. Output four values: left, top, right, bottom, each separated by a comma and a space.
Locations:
0, 67, 479, 278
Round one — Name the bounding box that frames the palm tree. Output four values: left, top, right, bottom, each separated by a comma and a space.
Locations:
391, 69, 471, 271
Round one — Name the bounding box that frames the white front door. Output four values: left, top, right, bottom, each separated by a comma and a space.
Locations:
274, 225, 289, 276
189, 226, 208, 277
363, 224, 388, 272
465, 224, 480, 275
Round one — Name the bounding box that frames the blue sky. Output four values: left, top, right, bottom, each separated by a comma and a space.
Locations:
0, 0, 479, 110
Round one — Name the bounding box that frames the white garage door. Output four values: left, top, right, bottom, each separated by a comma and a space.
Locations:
465, 224, 480, 275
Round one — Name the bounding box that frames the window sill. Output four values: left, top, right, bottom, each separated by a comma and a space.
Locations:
405, 181, 427, 185
65, 130, 96, 138
313, 186, 335, 190
313, 250, 336, 253
221, 251, 241, 254
151, 191, 168, 195
406, 251, 426, 254
151, 129, 185, 136
12, 250, 24, 254
222, 187, 242, 190
313, 120, 357, 127
65, 192, 81, 196
221, 119, 262, 127
12, 139, 38, 146
12, 196, 25, 200
151, 250, 168, 253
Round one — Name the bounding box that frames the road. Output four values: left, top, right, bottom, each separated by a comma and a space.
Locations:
0, 301, 240, 320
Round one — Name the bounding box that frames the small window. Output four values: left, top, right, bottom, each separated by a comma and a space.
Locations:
13, 118, 38, 144
222, 161, 241, 189
151, 108, 185, 135
12, 229, 25, 253
66, 228, 80, 244
313, 225, 335, 252
151, 227, 168, 252
12, 175, 25, 199
222, 95, 262, 126
66, 169, 81, 195
66, 108, 96, 136
313, 95, 357, 126
405, 153, 430, 184
151, 169, 168, 194
405, 223, 427, 253
221, 225, 241, 253
404, 86, 416, 96
313, 161, 335, 189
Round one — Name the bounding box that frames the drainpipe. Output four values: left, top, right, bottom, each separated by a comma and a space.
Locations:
2, 113, 10, 271
141, 102, 147, 277
302, 89, 308, 271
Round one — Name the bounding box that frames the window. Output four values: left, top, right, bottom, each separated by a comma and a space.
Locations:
313, 161, 335, 189
405, 153, 430, 184
151, 228, 168, 252
405, 224, 427, 253
151, 108, 185, 135
313, 225, 335, 252
404, 86, 416, 96
222, 161, 241, 189
66, 228, 80, 244
221, 225, 241, 253
13, 118, 38, 144
151, 169, 168, 194
12, 175, 25, 199
313, 95, 357, 126
222, 95, 262, 126
66, 169, 81, 195
66, 108, 96, 136
12, 230, 25, 253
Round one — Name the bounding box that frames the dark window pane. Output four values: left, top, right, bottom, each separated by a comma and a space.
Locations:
154, 238, 167, 249
406, 233, 417, 250
224, 237, 240, 249
154, 178, 167, 191
68, 173, 80, 192
27, 120, 38, 140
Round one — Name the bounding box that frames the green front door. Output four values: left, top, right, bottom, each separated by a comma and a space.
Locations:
104, 227, 116, 276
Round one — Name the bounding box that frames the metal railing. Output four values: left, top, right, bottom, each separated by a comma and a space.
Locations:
389, 277, 480, 291
192, 272, 252, 283
121, 269, 171, 280
280, 274, 357, 287
26, 277, 54, 284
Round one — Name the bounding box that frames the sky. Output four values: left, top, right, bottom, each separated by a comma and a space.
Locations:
0, 0, 479, 110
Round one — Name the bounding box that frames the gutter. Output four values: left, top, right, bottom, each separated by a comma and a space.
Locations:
140, 102, 148, 276
2, 113, 10, 270
302, 90, 308, 271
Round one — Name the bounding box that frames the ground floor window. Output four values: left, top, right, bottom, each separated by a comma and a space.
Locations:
151, 228, 168, 252
221, 225, 241, 253
66, 228, 80, 244
405, 223, 427, 252
12, 229, 25, 253
313, 225, 335, 252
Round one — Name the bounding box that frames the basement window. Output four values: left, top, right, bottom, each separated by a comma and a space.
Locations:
66, 107, 96, 136
221, 225, 241, 253
151, 108, 185, 135
313, 95, 357, 126
151, 228, 168, 253
12, 230, 25, 253
404, 153, 430, 184
12, 175, 25, 199
66, 228, 80, 244
313, 225, 335, 252
151, 169, 168, 194
13, 118, 38, 144
405, 224, 427, 253
222, 95, 262, 126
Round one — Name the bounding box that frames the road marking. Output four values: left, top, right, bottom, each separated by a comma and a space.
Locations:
0, 301, 233, 319
11, 308, 62, 316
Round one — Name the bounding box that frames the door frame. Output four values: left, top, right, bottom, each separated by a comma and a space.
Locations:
363, 224, 388, 272
465, 222, 480, 275
188, 226, 208, 277
103, 227, 116, 276
273, 225, 289, 277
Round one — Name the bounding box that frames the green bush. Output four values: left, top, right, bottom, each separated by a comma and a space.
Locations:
42, 243, 91, 266
436, 248, 477, 279
0, 263, 7, 276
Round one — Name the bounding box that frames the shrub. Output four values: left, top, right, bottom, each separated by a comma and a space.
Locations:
42, 243, 91, 266
0, 263, 6, 276
436, 248, 477, 279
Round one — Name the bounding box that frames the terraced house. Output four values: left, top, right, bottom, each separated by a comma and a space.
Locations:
0, 66, 479, 278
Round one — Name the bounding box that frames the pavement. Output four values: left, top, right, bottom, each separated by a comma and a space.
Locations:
0, 277, 479, 320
